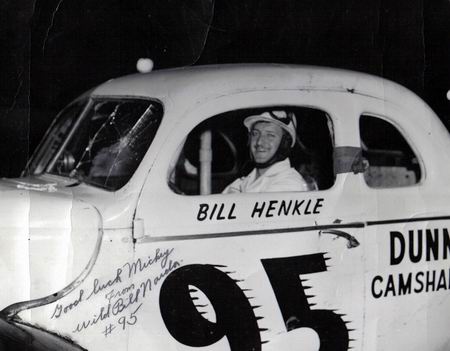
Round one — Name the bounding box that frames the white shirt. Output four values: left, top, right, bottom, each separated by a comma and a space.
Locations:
222, 159, 309, 193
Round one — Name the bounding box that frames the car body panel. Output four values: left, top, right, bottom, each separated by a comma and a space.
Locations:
0, 64, 449, 350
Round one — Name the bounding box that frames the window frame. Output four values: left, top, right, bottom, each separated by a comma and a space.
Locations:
168, 104, 337, 196
27, 95, 164, 192
358, 112, 425, 189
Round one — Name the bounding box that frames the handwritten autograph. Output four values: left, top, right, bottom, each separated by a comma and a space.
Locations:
102, 303, 143, 337
70, 249, 180, 334
123, 248, 174, 278
50, 247, 176, 321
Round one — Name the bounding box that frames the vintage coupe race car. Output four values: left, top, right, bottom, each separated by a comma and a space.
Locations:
0, 64, 449, 351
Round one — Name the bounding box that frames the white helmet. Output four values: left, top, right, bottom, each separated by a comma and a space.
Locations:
243, 110, 297, 147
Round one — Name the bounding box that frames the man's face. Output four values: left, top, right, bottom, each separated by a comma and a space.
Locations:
249, 121, 283, 164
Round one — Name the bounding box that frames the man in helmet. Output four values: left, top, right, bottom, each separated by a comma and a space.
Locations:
222, 110, 309, 193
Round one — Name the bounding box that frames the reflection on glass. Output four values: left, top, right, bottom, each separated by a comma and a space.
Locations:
31, 98, 163, 191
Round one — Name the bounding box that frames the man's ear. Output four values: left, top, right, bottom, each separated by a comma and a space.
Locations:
283, 132, 293, 149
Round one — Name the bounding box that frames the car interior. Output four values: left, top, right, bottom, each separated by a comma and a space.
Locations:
169, 106, 335, 195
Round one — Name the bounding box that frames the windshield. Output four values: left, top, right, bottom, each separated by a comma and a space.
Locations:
28, 97, 163, 190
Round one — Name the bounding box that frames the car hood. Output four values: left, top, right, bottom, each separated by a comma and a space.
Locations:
0, 177, 103, 313
0, 316, 86, 351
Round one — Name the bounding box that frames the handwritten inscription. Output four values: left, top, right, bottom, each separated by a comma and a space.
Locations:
49, 247, 180, 337
51, 289, 85, 319
102, 303, 142, 338
123, 248, 174, 277
86, 270, 123, 300
105, 284, 136, 303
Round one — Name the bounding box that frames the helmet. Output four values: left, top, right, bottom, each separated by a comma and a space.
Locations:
244, 110, 297, 168
244, 110, 297, 147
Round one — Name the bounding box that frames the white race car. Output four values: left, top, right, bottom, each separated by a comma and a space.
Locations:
0, 64, 449, 351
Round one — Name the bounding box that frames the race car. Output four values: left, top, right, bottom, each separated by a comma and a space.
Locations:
0, 64, 449, 351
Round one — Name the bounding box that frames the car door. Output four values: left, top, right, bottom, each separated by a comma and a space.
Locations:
132, 89, 368, 351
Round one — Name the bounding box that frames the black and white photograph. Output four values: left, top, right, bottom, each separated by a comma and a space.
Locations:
0, 1, 449, 350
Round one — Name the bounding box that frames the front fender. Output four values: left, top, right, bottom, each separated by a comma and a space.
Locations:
0, 181, 103, 316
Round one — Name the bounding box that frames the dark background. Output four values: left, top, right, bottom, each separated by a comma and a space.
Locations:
1, 0, 449, 177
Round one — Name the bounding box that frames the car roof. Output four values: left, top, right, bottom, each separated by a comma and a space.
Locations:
91, 64, 427, 109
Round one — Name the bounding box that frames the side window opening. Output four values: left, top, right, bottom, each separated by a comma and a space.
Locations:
360, 115, 421, 188
169, 106, 334, 195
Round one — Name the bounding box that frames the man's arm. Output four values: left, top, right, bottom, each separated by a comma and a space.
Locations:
265, 172, 310, 192
222, 178, 243, 194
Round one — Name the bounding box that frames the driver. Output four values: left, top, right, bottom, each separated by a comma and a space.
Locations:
222, 110, 309, 193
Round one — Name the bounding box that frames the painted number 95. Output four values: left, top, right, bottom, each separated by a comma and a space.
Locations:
159, 253, 349, 350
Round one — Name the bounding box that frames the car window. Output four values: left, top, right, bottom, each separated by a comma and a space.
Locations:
31, 98, 163, 191
27, 99, 87, 175
169, 106, 334, 195
360, 115, 421, 188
